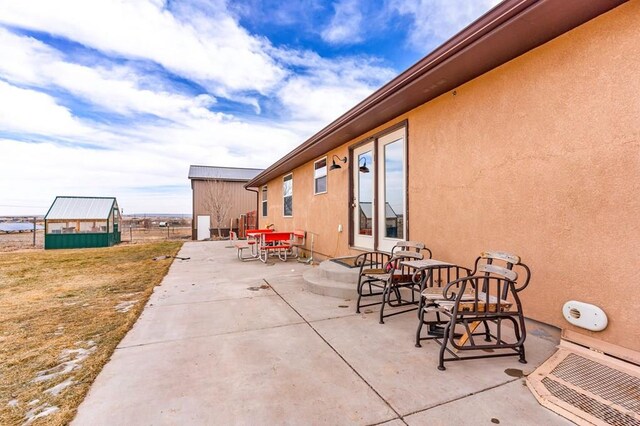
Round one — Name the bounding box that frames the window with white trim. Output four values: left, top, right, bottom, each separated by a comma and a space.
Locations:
261, 185, 267, 216
283, 174, 293, 217
314, 157, 327, 195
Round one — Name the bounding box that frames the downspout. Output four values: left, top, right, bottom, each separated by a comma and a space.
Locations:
245, 186, 259, 230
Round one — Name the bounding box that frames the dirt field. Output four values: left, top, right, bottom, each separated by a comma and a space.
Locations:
0, 241, 183, 425
0, 227, 191, 252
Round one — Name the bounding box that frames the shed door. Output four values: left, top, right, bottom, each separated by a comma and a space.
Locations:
197, 215, 210, 240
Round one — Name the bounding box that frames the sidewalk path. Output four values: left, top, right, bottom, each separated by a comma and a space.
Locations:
73, 241, 571, 425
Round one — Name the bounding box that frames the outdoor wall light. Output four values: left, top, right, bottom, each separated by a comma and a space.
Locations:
359, 157, 370, 173
329, 155, 348, 171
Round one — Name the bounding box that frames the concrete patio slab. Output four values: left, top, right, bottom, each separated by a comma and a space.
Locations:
75, 324, 397, 425
118, 294, 303, 348
266, 275, 359, 322
73, 241, 567, 425
311, 311, 558, 416
153, 276, 275, 306
404, 379, 572, 425
379, 420, 406, 426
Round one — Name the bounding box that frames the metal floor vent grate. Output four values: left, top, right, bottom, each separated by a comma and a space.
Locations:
552, 354, 640, 415
541, 377, 639, 426
528, 344, 640, 425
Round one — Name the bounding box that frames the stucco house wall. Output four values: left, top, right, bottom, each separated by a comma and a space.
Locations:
259, 2, 640, 352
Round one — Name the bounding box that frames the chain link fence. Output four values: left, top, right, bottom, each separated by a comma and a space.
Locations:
0, 217, 192, 251
0, 216, 43, 251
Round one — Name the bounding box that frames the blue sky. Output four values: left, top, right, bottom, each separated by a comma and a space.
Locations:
0, 0, 499, 215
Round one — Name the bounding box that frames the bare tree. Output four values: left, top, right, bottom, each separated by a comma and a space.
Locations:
202, 179, 232, 238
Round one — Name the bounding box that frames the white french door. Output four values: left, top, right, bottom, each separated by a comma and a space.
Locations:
351, 126, 406, 252
352, 142, 375, 250
376, 127, 406, 252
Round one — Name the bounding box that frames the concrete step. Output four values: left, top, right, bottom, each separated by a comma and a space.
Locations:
315, 259, 360, 284
303, 268, 358, 299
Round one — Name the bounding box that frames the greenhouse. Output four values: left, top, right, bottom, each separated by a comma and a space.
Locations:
44, 196, 121, 249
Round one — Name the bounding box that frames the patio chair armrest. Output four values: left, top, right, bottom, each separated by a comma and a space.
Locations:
513, 262, 531, 293
422, 247, 433, 259
442, 276, 475, 301
354, 251, 391, 271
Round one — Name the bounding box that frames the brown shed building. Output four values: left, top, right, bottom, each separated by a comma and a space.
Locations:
189, 165, 262, 240
247, 0, 640, 358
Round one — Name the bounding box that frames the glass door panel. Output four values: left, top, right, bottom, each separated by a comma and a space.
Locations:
353, 143, 375, 249
377, 128, 406, 253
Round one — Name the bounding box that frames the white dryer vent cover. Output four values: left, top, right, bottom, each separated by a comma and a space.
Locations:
562, 301, 608, 332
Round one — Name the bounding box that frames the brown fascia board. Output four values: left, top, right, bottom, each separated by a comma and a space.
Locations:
245, 0, 627, 188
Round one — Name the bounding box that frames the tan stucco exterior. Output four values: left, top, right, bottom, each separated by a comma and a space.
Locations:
260, 3, 640, 351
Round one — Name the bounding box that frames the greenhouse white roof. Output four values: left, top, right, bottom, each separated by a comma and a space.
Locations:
45, 197, 117, 220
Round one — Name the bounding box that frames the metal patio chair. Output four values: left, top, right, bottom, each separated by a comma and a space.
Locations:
354, 241, 432, 323
414, 251, 531, 370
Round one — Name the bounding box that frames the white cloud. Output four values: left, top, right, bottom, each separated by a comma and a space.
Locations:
0, 0, 285, 96
270, 47, 396, 124
0, 106, 306, 214
0, 138, 191, 215
0, 28, 216, 120
0, 80, 93, 137
276, 61, 395, 125
389, 0, 502, 50
321, 0, 364, 45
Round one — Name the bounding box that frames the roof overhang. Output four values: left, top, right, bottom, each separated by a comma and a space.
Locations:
246, 0, 627, 188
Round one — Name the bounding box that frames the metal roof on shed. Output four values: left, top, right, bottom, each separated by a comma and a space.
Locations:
45, 197, 117, 220
188, 165, 263, 182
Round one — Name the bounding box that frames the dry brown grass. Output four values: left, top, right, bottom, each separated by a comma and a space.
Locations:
0, 241, 182, 425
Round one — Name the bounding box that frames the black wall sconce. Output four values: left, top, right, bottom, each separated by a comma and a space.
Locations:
359, 157, 370, 173
329, 155, 348, 171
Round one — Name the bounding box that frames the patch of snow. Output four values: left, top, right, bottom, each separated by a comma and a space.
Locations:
44, 378, 75, 396
24, 403, 59, 425
33, 362, 77, 383
7, 399, 19, 407
115, 300, 138, 313
27, 400, 39, 406
33, 341, 97, 383
59, 345, 95, 363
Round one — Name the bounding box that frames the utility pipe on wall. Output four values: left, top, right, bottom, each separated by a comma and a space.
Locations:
245, 187, 260, 231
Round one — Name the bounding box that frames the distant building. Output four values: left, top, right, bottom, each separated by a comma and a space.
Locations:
44, 196, 121, 249
188, 165, 263, 240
